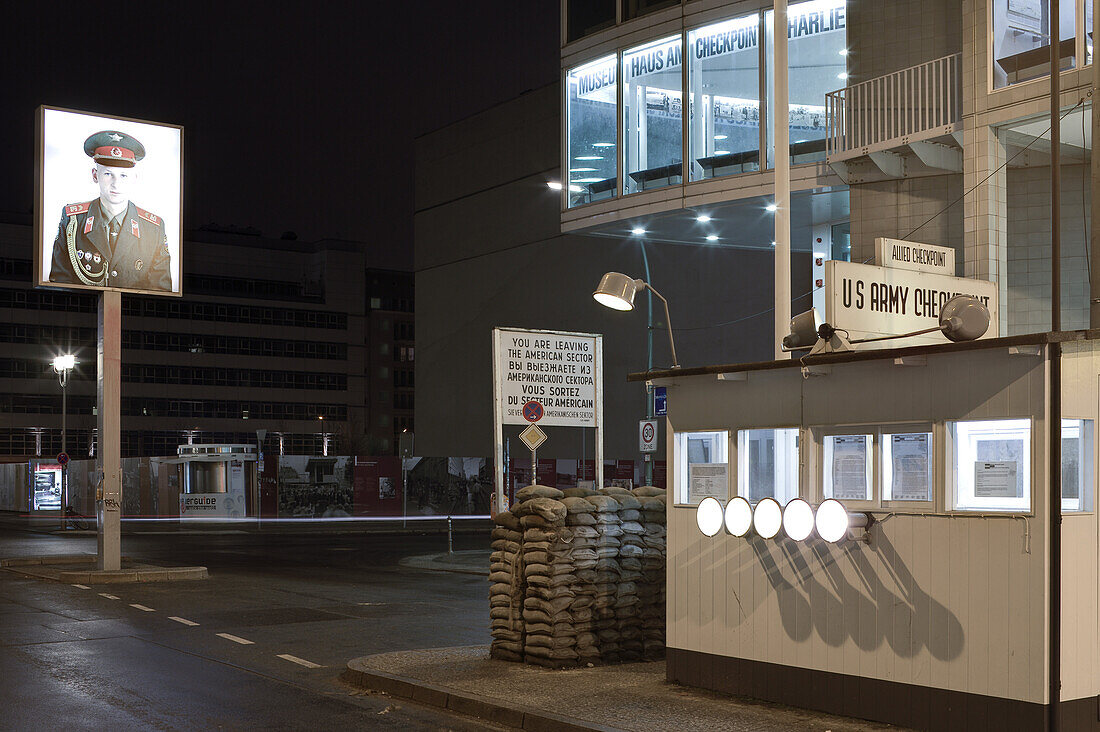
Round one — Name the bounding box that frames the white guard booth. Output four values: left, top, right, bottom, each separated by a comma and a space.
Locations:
168, 444, 256, 519
640, 332, 1099, 729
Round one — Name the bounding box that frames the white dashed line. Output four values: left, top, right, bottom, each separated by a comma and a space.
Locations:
168, 616, 199, 626
216, 633, 254, 645
71, 584, 91, 590
129, 604, 155, 612
98, 593, 120, 600
277, 654, 322, 668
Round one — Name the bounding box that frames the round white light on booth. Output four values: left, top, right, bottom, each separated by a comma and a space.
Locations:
815, 499, 850, 543
724, 496, 753, 537
752, 497, 782, 539
782, 498, 815, 541
696, 496, 724, 537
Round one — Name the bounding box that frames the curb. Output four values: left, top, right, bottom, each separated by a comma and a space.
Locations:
58, 566, 208, 584
342, 661, 622, 732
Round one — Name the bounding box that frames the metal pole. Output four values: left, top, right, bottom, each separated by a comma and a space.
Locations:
60, 371, 67, 531
640, 242, 654, 487
1047, 4, 1062, 728
773, 0, 791, 360
447, 516, 453, 554
97, 290, 122, 571
402, 459, 408, 529
1090, 0, 1100, 326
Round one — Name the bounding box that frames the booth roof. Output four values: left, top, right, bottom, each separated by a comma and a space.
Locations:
628, 328, 1100, 382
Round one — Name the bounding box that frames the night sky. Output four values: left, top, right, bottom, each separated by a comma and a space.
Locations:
3, 2, 559, 263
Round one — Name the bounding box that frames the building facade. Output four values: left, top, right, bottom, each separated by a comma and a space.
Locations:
0, 217, 412, 461
554, 0, 1096, 728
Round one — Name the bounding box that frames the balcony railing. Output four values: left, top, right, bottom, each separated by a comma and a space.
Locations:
825, 53, 962, 160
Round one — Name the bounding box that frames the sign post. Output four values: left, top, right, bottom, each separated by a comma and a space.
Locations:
97, 290, 122, 571
520, 424, 547, 486
493, 328, 603, 510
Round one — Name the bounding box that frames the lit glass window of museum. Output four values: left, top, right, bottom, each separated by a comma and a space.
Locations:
566, 55, 618, 207
687, 13, 763, 180
565, 0, 846, 208
623, 35, 684, 194
992, 0, 1092, 89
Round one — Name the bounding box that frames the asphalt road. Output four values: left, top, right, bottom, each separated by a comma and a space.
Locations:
0, 527, 498, 730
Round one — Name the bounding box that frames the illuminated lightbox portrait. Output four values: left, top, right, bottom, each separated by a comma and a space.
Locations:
35, 106, 183, 296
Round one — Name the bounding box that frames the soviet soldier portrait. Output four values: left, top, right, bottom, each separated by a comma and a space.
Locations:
49, 130, 172, 291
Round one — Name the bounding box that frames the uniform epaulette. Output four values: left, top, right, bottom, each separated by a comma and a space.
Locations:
136, 207, 161, 226
64, 202, 92, 216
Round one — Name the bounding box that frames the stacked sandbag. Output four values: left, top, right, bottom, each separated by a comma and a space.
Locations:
583, 491, 623, 663
561, 489, 600, 665
489, 509, 525, 662
634, 485, 667, 659
511, 485, 575, 669
600, 487, 646, 662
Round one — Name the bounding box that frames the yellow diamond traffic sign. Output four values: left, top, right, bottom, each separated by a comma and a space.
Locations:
519, 424, 547, 451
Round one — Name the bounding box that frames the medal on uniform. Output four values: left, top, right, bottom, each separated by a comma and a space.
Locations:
93, 253, 101, 263
135, 259, 143, 271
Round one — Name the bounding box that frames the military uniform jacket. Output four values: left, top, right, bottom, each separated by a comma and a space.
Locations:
50, 200, 172, 291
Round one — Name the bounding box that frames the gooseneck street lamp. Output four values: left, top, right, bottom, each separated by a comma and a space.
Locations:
51, 354, 76, 530
594, 271, 680, 489
593, 272, 680, 369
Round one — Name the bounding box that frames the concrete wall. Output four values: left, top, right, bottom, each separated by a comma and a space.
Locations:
414, 83, 809, 459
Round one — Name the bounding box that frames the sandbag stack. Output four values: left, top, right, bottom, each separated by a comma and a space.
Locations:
634, 485, 667, 659
489, 509, 524, 661
488, 481, 668, 667
511, 486, 576, 668
560, 488, 601, 665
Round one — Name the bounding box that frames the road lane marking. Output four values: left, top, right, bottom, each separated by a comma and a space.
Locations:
98, 593, 120, 600
72, 584, 90, 589
216, 633, 254, 645
277, 654, 322, 668
168, 616, 199, 626
130, 604, 155, 612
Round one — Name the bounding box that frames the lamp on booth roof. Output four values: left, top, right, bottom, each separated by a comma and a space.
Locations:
781, 295, 991, 356
593, 272, 680, 368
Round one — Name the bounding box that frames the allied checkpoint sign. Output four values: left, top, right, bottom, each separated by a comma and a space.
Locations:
34, 106, 184, 297
492, 328, 604, 511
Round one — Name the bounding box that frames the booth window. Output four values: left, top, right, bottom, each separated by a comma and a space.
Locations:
737, 428, 799, 503
687, 13, 762, 181
674, 430, 728, 505
1061, 419, 1094, 512
623, 36, 684, 194
882, 430, 934, 503
567, 55, 618, 207
951, 419, 1031, 512
992, 0, 1077, 89
823, 433, 873, 502
765, 0, 847, 168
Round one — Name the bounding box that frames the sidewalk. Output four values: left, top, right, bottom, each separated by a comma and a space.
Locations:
354, 551, 906, 731
343, 646, 905, 732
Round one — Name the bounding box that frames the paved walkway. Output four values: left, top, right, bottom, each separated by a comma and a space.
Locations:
345, 645, 906, 732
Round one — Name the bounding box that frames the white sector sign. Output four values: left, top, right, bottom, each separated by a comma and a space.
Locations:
496, 329, 599, 427
824, 260, 998, 345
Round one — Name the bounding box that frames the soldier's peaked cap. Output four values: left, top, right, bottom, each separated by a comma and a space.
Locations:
83, 131, 145, 168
